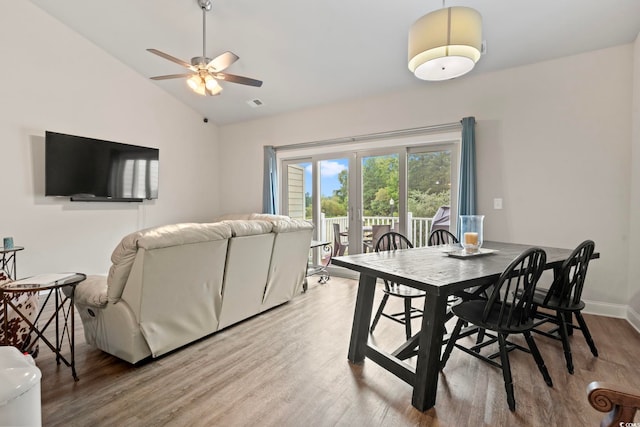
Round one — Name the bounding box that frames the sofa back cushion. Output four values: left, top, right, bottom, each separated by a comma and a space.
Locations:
137, 238, 229, 357
262, 219, 314, 310
223, 219, 273, 237
107, 222, 232, 303
249, 213, 292, 222
214, 213, 292, 223
212, 213, 252, 222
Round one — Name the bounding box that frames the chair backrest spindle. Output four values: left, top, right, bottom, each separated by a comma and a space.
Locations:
428, 229, 459, 246
376, 232, 413, 253
483, 248, 546, 329
543, 240, 595, 308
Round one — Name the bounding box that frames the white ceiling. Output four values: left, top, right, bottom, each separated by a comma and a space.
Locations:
30, 0, 640, 126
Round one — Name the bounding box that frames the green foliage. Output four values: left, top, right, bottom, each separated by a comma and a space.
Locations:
335, 170, 348, 203
408, 190, 451, 218
408, 151, 451, 194
369, 187, 394, 217
362, 156, 398, 216
321, 170, 349, 218
317, 151, 451, 219
304, 192, 313, 218
321, 197, 347, 217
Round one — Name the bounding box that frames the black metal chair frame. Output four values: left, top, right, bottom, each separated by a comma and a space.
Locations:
440, 247, 553, 411
369, 232, 425, 340
531, 240, 598, 374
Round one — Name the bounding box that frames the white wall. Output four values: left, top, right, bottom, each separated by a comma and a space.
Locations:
0, 3, 219, 276
219, 44, 635, 313
628, 33, 640, 330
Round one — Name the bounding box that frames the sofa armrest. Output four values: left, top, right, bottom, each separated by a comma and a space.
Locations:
75, 275, 108, 308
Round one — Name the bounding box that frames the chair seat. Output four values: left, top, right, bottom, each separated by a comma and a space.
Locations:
532, 289, 585, 312
452, 300, 535, 334
385, 284, 426, 299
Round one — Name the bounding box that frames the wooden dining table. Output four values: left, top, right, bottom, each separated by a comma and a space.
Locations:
331, 240, 599, 411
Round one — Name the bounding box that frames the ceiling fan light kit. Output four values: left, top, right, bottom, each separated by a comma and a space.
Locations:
408, 6, 482, 81
147, 0, 262, 96
187, 73, 222, 96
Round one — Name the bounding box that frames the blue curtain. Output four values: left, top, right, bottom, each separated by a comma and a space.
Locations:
262, 145, 278, 214
457, 117, 477, 232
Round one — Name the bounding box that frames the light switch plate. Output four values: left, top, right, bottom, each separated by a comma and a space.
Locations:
493, 198, 503, 210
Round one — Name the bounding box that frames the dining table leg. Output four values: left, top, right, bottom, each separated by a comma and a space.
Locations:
412, 292, 448, 411
348, 273, 377, 363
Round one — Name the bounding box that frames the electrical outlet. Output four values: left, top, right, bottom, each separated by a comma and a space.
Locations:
493, 198, 503, 210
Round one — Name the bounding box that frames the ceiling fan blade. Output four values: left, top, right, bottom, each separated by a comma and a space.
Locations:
150, 73, 195, 80
206, 51, 239, 72
147, 49, 196, 71
215, 73, 263, 87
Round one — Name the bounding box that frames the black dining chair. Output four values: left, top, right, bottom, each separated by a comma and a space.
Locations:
369, 232, 424, 339
530, 240, 598, 374
440, 247, 553, 411
428, 229, 458, 246
332, 223, 348, 257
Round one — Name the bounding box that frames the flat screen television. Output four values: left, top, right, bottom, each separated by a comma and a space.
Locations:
45, 131, 159, 202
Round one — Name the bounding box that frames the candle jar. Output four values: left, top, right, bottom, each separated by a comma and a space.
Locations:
2, 237, 13, 250
460, 215, 484, 254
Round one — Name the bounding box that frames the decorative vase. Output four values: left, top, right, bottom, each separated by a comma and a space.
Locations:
459, 215, 484, 254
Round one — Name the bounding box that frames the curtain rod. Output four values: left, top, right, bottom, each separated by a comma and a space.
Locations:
273, 121, 462, 152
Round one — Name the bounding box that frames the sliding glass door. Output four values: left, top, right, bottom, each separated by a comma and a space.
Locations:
281, 141, 459, 264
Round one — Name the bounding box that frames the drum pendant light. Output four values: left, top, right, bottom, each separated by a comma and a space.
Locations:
408, 6, 482, 81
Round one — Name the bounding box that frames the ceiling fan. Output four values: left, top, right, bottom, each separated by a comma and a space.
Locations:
147, 0, 262, 96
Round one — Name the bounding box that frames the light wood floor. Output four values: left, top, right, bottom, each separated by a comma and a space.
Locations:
34, 277, 640, 426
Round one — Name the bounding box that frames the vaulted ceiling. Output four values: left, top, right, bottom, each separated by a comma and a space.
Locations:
30, 0, 640, 125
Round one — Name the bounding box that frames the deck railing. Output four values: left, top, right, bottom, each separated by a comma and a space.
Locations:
320, 213, 433, 249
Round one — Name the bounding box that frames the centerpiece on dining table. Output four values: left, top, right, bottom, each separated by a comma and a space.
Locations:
460, 214, 484, 254
440, 215, 496, 258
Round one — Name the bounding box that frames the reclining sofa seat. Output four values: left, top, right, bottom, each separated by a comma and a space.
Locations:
74, 215, 313, 364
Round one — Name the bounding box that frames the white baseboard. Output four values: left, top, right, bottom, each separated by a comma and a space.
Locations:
548, 299, 640, 335
571, 299, 627, 318
627, 306, 640, 334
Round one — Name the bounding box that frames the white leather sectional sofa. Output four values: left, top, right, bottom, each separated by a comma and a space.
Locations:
74, 214, 313, 364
